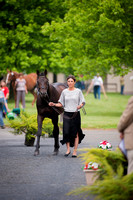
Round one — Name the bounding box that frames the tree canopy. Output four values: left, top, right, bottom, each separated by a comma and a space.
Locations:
42, 0, 133, 78
0, 0, 133, 78
0, 0, 67, 74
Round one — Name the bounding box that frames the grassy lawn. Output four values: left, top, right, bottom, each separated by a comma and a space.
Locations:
5, 92, 132, 129
81, 92, 131, 129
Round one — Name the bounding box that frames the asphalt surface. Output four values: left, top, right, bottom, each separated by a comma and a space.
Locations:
0, 127, 120, 200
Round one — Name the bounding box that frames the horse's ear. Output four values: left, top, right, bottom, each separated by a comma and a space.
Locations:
44, 69, 47, 76
36, 70, 40, 76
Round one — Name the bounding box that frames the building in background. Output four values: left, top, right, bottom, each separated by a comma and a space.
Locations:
47, 72, 66, 84
105, 71, 133, 94
47, 71, 133, 95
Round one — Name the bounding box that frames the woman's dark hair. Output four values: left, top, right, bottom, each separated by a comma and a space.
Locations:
67, 75, 76, 82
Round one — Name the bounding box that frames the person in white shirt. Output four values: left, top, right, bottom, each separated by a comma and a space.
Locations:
86, 74, 107, 99
15, 75, 28, 109
49, 75, 85, 157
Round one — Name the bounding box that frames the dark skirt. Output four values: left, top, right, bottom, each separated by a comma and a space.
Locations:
60, 111, 85, 147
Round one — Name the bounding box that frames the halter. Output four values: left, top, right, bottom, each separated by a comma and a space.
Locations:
37, 76, 49, 97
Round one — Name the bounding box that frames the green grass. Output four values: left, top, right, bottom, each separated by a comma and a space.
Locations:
81, 92, 131, 129
5, 92, 132, 129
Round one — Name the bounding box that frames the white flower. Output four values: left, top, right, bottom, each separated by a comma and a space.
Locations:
92, 162, 99, 170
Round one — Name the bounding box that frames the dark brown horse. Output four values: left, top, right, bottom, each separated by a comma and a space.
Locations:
34, 70, 67, 156
6, 70, 37, 107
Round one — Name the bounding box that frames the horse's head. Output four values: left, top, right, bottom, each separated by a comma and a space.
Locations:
6, 70, 21, 84
6, 70, 15, 84
37, 70, 49, 98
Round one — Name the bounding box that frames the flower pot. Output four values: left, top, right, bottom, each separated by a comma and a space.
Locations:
84, 169, 100, 185
24, 136, 35, 146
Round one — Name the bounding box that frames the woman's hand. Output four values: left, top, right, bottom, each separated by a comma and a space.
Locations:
49, 102, 55, 107
7, 108, 10, 113
77, 105, 82, 109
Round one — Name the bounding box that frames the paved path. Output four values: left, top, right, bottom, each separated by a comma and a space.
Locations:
0, 128, 120, 200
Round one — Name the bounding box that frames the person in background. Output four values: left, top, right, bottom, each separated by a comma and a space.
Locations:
15, 75, 28, 109
75, 74, 85, 91
1, 80, 9, 115
0, 86, 10, 128
0, 76, 3, 81
49, 75, 85, 157
118, 96, 133, 174
85, 74, 107, 99
120, 76, 125, 95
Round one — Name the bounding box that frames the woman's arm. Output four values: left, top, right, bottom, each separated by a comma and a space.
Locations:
49, 102, 63, 107
5, 102, 10, 113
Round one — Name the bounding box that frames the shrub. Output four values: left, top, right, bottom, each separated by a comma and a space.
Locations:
68, 173, 133, 200
7, 111, 53, 140
79, 148, 127, 179
68, 148, 130, 200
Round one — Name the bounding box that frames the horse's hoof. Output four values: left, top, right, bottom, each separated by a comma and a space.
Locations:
34, 150, 40, 156
53, 149, 59, 155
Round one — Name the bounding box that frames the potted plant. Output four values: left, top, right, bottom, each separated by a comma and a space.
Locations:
68, 148, 129, 199
83, 162, 102, 185
24, 133, 36, 146
7, 111, 53, 146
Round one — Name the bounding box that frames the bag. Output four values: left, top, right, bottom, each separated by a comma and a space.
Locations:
0, 97, 5, 105
118, 139, 127, 159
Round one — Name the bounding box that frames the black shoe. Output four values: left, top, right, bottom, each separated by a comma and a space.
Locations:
64, 152, 71, 157
1, 126, 5, 129
72, 155, 77, 158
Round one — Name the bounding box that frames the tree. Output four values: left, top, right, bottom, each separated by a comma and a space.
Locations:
42, 0, 133, 79
0, 0, 67, 74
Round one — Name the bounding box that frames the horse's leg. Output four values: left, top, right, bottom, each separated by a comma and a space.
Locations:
52, 115, 60, 155
34, 115, 44, 156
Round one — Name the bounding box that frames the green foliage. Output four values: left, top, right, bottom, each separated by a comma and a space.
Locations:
0, 0, 67, 74
68, 148, 131, 200
68, 173, 133, 200
42, 0, 133, 78
79, 148, 127, 179
1, 0, 133, 77
7, 111, 53, 140
89, 174, 133, 200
